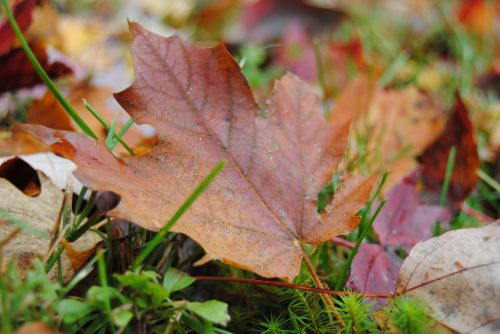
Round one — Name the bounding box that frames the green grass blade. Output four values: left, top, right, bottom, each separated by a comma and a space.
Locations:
335, 200, 386, 290
132, 161, 226, 270
83, 99, 135, 155
440, 146, 457, 206
477, 169, 500, 193
105, 113, 120, 151
335, 172, 388, 290
0, 0, 97, 138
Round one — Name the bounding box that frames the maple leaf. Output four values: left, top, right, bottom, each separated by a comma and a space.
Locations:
398, 222, 500, 333
26, 84, 156, 156
346, 172, 450, 301
418, 95, 480, 205
16, 23, 375, 280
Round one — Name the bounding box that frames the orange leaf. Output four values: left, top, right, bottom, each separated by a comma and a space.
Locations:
17, 23, 375, 280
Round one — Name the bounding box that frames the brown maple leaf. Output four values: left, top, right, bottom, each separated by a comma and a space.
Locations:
16, 23, 375, 280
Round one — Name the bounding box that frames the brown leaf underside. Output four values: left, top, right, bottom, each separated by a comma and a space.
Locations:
17, 23, 374, 280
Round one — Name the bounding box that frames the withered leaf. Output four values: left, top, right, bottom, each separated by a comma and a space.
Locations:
0, 41, 72, 93
418, 95, 480, 205
398, 222, 500, 333
335, 76, 446, 190
346, 243, 401, 307
17, 23, 375, 280
0, 157, 100, 282
373, 172, 451, 252
26, 84, 155, 156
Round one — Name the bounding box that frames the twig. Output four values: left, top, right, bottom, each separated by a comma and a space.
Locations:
301, 245, 345, 326
461, 203, 495, 224
193, 276, 392, 298
332, 237, 355, 249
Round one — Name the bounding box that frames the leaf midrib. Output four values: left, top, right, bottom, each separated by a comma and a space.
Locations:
141, 34, 299, 242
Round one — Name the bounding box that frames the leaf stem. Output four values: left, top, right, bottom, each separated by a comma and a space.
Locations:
0, 0, 97, 138
193, 276, 392, 298
301, 244, 344, 327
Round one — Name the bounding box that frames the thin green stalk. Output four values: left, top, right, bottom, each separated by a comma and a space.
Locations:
106, 113, 120, 150
132, 161, 226, 270
477, 169, 500, 193
335, 199, 386, 290
378, 51, 409, 87
83, 99, 135, 155
440, 146, 457, 206
97, 250, 115, 333
0, 0, 97, 138
335, 172, 388, 290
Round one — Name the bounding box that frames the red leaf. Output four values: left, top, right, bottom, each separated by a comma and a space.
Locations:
346, 243, 401, 306
0, 42, 72, 93
0, 0, 37, 56
243, 0, 344, 42
373, 172, 451, 252
418, 95, 480, 206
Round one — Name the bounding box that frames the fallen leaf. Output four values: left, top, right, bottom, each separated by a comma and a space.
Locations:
17, 23, 375, 280
0, 152, 83, 193
0, 0, 37, 56
0, 130, 48, 156
26, 90, 74, 131
398, 222, 500, 333
373, 172, 451, 252
335, 77, 446, 190
25, 83, 156, 156
418, 95, 480, 205
0, 157, 99, 281
0, 42, 73, 93
67, 82, 156, 156
346, 243, 401, 307
243, 0, 344, 43
456, 0, 497, 35
16, 322, 55, 334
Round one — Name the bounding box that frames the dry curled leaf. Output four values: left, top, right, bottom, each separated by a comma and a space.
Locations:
17, 23, 375, 280
398, 222, 500, 333
0, 157, 99, 282
0, 152, 83, 193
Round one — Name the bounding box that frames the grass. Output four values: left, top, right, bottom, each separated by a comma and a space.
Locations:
0, 0, 498, 333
